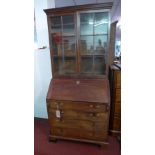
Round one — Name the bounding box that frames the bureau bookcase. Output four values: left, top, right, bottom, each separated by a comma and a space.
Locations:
44, 2, 113, 146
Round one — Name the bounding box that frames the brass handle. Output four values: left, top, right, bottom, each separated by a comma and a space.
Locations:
89, 105, 93, 108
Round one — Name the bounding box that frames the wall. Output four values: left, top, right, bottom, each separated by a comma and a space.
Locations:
110, 0, 121, 41
34, 0, 55, 118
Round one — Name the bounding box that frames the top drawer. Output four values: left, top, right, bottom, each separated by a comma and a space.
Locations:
115, 71, 121, 88
48, 101, 109, 113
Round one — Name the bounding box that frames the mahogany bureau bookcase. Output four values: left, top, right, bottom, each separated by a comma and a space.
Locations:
44, 2, 113, 147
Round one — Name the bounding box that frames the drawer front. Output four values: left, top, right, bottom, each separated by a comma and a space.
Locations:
48, 101, 108, 113
93, 131, 108, 141
114, 101, 121, 115
113, 115, 121, 131
51, 127, 108, 141
94, 121, 109, 131
48, 109, 109, 122
115, 71, 121, 88
49, 119, 94, 131
115, 89, 121, 102
51, 127, 93, 139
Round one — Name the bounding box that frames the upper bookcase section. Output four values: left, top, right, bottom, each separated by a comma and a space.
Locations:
44, 3, 113, 78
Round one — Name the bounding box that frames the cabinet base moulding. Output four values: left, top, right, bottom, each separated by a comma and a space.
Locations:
49, 135, 109, 147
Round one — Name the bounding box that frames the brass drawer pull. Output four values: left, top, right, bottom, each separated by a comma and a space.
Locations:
89, 105, 93, 108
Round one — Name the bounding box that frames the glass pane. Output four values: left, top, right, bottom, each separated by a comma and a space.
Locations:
94, 56, 106, 74
53, 57, 62, 74
80, 36, 93, 55
80, 13, 94, 35
94, 35, 107, 55
81, 57, 93, 73
51, 33, 62, 55
53, 57, 76, 75
62, 36, 76, 56
62, 57, 76, 74
62, 15, 75, 36
51, 16, 62, 55
94, 12, 109, 35
51, 16, 61, 34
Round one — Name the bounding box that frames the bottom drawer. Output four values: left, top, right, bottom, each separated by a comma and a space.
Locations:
50, 127, 108, 141
51, 127, 93, 139
113, 116, 121, 131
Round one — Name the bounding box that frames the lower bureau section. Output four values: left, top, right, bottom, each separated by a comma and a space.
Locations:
47, 100, 110, 145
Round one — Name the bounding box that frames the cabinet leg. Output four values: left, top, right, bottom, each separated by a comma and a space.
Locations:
49, 137, 57, 143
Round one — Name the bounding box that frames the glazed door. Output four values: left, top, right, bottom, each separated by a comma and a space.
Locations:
50, 14, 77, 76
79, 11, 109, 75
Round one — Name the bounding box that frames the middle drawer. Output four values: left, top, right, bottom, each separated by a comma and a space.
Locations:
48, 109, 108, 122
48, 101, 108, 113
49, 119, 94, 131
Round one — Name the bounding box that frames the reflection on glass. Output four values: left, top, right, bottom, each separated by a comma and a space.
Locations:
62, 15, 75, 36
94, 35, 107, 55
80, 13, 94, 35
51, 16, 61, 34
81, 57, 93, 73
94, 12, 109, 34
53, 57, 76, 75
51, 33, 62, 55
63, 36, 76, 56
94, 56, 106, 74
80, 36, 93, 55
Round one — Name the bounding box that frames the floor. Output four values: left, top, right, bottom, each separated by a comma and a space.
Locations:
34, 117, 121, 155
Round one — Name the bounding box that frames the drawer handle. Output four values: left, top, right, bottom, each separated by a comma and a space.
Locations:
89, 105, 93, 108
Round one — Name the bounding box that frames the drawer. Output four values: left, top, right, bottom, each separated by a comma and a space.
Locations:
113, 115, 121, 131
48, 101, 108, 113
51, 127, 108, 141
51, 127, 94, 139
93, 131, 108, 141
115, 89, 121, 102
48, 109, 109, 122
115, 71, 121, 88
94, 121, 108, 131
49, 119, 94, 131
114, 101, 121, 115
